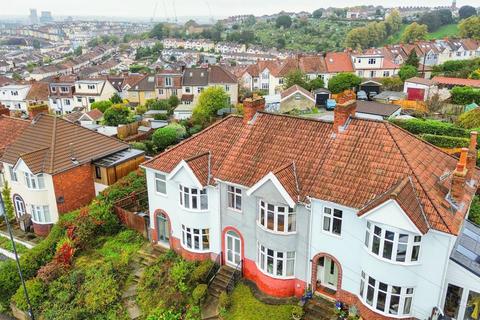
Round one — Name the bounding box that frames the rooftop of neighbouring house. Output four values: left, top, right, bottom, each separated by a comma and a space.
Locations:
2, 114, 129, 175
0, 115, 30, 159
142, 104, 480, 236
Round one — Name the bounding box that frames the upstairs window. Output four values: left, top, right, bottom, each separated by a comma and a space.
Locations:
60, 86, 69, 92
155, 173, 166, 195
258, 200, 296, 233
322, 207, 343, 236
365, 222, 422, 263
179, 185, 208, 210
87, 84, 95, 89
8, 166, 17, 182
368, 58, 377, 64
227, 185, 242, 211
165, 77, 172, 87
24, 172, 45, 190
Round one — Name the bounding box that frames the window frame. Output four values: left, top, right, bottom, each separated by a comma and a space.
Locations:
8, 166, 17, 182
359, 271, 415, 317
181, 225, 210, 252
257, 200, 296, 234
155, 173, 167, 195
257, 243, 295, 279
364, 222, 422, 264
24, 172, 45, 190
227, 185, 242, 212
179, 185, 208, 211
322, 206, 343, 236
30, 205, 51, 224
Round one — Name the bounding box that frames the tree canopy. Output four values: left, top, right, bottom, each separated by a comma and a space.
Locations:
91, 100, 113, 113
459, 16, 480, 40
103, 104, 133, 126
398, 65, 418, 81
459, 5, 477, 20
192, 86, 230, 126
327, 73, 361, 94
150, 23, 166, 40
405, 51, 420, 68
312, 9, 323, 19
110, 93, 123, 104
418, 9, 453, 32
276, 15, 292, 29
401, 23, 428, 43
284, 69, 324, 91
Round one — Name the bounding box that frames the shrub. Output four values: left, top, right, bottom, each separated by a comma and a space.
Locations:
469, 196, 480, 225
398, 65, 418, 81
81, 263, 120, 313
131, 141, 147, 151
191, 259, 214, 284
218, 291, 231, 310
451, 86, 480, 105
420, 134, 470, 148
188, 124, 203, 135
103, 104, 133, 126
327, 72, 361, 94
170, 259, 195, 293
185, 305, 201, 320
154, 113, 169, 120
291, 305, 305, 318
11, 278, 46, 313
136, 105, 147, 115
167, 123, 187, 140
152, 126, 179, 151
457, 107, 480, 129
192, 284, 208, 305
1, 181, 14, 221
391, 118, 469, 137
91, 100, 113, 113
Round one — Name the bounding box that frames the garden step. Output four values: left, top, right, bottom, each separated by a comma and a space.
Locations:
122, 285, 138, 299
134, 268, 145, 279
304, 298, 336, 320
125, 299, 142, 319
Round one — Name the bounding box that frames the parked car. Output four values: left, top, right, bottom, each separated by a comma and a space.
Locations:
326, 99, 336, 111
357, 91, 368, 101
368, 91, 378, 100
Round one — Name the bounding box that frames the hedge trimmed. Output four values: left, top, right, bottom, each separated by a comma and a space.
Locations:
420, 134, 470, 148
390, 118, 469, 137
451, 86, 480, 105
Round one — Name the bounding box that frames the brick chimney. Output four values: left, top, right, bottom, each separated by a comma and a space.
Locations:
451, 147, 468, 204
466, 131, 478, 180
243, 95, 265, 124
28, 104, 49, 120
333, 91, 357, 133
0, 103, 10, 116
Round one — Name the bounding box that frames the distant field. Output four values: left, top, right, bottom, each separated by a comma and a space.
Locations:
384, 23, 459, 45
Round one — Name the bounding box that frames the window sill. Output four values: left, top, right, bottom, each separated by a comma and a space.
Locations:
227, 207, 242, 214
356, 294, 413, 319
363, 246, 421, 267
180, 242, 210, 254
179, 206, 209, 213
255, 262, 295, 280
155, 191, 167, 198
320, 229, 342, 239
256, 223, 296, 236
31, 220, 53, 225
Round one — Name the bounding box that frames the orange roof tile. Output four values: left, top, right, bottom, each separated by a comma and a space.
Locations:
432, 76, 480, 88
0, 116, 30, 158
325, 52, 354, 73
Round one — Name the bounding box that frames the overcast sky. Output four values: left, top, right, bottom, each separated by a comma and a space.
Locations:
2, 0, 477, 18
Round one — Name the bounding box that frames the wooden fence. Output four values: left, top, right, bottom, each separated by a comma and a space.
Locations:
113, 190, 150, 239
391, 100, 428, 113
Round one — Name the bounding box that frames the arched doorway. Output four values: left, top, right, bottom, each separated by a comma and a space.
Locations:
312, 253, 342, 297
13, 195, 26, 218
224, 229, 242, 268
155, 211, 170, 247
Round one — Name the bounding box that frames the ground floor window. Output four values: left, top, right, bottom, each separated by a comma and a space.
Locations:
465, 290, 480, 320
181, 225, 209, 251
444, 284, 463, 319
31, 205, 51, 223
257, 243, 295, 278
359, 271, 414, 316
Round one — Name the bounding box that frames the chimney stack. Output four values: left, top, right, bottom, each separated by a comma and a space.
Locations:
333, 90, 357, 133
467, 131, 478, 180
243, 95, 265, 124
28, 104, 49, 120
451, 148, 469, 204
0, 103, 10, 117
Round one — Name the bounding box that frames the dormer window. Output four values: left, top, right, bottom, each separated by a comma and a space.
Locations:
165, 77, 172, 87
87, 84, 95, 90
179, 185, 208, 210
258, 200, 296, 233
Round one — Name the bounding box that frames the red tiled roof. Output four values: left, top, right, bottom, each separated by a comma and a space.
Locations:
273, 162, 300, 201
0, 116, 30, 159
143, 112, 479, 235
185, 152, 210, 186
432, 76, 480, 88
405, 77, 436, 86
26, 82, 49, 101
325, 52, 354, 73
0, 75, 17, 87
280, 85, 314, 101
85, 108, 104, 121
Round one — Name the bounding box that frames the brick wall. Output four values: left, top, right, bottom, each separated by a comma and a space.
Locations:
52, 164, 95, 214
32, 222, 53, 236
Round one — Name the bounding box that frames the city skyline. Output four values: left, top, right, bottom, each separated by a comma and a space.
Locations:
0, 0, 472, 20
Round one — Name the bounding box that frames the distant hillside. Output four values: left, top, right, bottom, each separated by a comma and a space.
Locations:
385, 23, 459, 45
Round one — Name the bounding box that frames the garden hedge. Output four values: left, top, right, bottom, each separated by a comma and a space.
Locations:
420, 134, 470, 148
390, 118, 470, 137
451, 86, 480, 105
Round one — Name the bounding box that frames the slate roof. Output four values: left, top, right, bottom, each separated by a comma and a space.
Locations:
183, 68, 209, 86
2, 114, 129, 175
208, 65, 237, 83
143, 111, 479, 235
356, 101, 401, 117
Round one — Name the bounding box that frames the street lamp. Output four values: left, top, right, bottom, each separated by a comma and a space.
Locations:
0, 193, 35, 320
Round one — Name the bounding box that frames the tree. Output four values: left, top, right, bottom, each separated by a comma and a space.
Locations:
401, 23, 428, 43
32, 39, 40, 49
1, 182, 15, 221
168, 95, 180, 108
110, 93, 122, 104
312, 9, 323, 19
459, 5, 477, 20
398, 65, 418, 81
419, 11, 444, 32
384, 9, 402, 35
276, 38, 286, 49
459, 16, 480, 40
91, 100, 113, 113
276, 15, 292, 29
405, 51, 420, 68
192, 87, 230, 126
152, 126, 178, 151
150, 23, 165, 40
344, 27, 369, 49
327, 73, 361, 94
74, 46, 83, 56
379, 77, 404, 91
309, 77, 325, 91
103, 104, 132, 126
284, 69, 309, 90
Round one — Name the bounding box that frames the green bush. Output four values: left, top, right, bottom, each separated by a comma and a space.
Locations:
152, 126, 179, 151
218, 291, 231, 310
391, 118, 469, 137
192, 284, 208, 305
103, 104, 133, 126
154, 113, 169, 120
91, 100, 113, 113
451, 86, 480, 105
457, 108, 480, 129
185, 305, 201, 320
420, 134, 470, 148
469, 196, 480, 225
131, 141, 147, 151
170, 259, 196, 293
191, 259, 214, 284
327, 72, 361, 94
12, 278, 46, 313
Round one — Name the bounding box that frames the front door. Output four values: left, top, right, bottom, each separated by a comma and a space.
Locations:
317, 257, 338, 291
156, 213, 169, 246
13, 196, 26, 218
225, 230, 241, 267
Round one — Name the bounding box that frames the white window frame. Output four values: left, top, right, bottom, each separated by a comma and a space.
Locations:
24, 172, 45, 190
359, 271, 414, 317
257, 243, 295, 279
179, 185, 208, 210
258, 200, 296, 234
322, 206, 343, 236
368, 58, 377, 65
165, 77, 172, 87
227, 185, 242, 212
364, 222, 422, 264
30, 205, 51, 224
155, 173, 167, 195
8, 166, 17, 182
181, 225, 209, 251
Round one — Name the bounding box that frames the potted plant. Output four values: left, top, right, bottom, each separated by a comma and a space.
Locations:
292, 305, 304, 320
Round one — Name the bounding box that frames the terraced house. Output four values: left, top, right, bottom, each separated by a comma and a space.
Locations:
142, 93, 480, 320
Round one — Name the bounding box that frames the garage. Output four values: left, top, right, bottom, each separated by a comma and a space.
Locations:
359, 80, 382, 99
403, 77, 436, 101
314, 88, 331, 106
407, 88, 425, 101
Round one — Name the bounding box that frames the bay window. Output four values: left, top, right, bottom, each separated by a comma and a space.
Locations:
31, 205, 51, 223
365, 222, 422, 263
322, 206, 342, 236
24, 172, 45, 190
181, 225, 209, 251
257, 244, 295, 278
360, 271, 414, 316
179, 185, 208, 210
227, 185, 242, 211
155, 173, 166, 194
258, 200, 296, 233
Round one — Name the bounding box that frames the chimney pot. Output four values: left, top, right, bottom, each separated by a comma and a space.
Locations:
243, 95, 265, 124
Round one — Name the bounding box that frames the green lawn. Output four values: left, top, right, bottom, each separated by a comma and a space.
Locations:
0, 236, 28, 254
426, 24, 459, 40
225, 284, 296, 320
